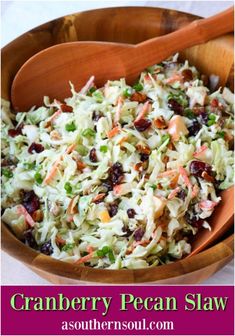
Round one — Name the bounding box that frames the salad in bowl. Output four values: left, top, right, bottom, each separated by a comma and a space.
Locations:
1, 55, 234, 269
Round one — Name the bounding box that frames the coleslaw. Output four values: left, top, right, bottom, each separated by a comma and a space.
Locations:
1, 55, 234, 269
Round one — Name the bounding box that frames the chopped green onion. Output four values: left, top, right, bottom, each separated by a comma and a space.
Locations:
62, 243, 75, 252
146, 66, 155, 74
34, 171, 43, 184
2, 168, 13, 178
184, 108, 195, 119
92, 91, 103, 103
217, 131, 225, 139
207, 114, 216, 126
65, 121, 76, 132
24, 162, 36, 170
81, 251, 89, 257
82, 128, 96, 137
76, 144, 88, 156
150, 184, 157, 190
108, 250, 115, 264
97, 249, 105, 257
133, 82, 143, 92
100, 145, 108, 153
101, 246, 110, 254
168, 92, 188, 107
96, 246, 115, 263
161, 134, 171, 145
64, 182, 72, 194
88, 87, 96, 95
123, 88, 131, 98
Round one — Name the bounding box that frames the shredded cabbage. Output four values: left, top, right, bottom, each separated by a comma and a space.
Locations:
1, 55, 234, 269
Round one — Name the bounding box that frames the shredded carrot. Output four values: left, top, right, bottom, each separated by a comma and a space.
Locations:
45, 110, 62, 127
129, 239, 150, 252
114, 96, 123, 124
17, 205, 35, 227
113, 184, 123, 195
107, 126, 120, 138
168, 187, 181, 200
179, 166, 192, 188
166, 73, 182, 84
43, 156, 62, 185
144, 74, 151, 81
80, 75, 95, 94
55, 235, 66, 245
193, 145, 208, 157
192, 184, 199, 198
66, 143, 76, 154
44, 144, 76, 185
157, 169, 177, 178
134, 101, 149, 122
75, 252, 95, 264
87, 246, 94, 254
67, 215, 74, 222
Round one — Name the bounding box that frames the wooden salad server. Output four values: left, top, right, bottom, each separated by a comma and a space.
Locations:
189, 187, 234, 256
11, 6, 234, 111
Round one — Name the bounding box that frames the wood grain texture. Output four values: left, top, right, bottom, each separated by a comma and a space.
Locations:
11, 7, 234, 110
1, 6, 234, 284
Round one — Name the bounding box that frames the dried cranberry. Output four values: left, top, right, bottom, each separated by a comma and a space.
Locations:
140, 153, 149, 162
8, 123, 24, 137
199, 112, 208, 125
181, 69, 193, 82
127, 208, 136, 218
89, 148, 98, 162
108, 162, 124, 186
40, 240, 53, 255
188, 120, 201, 136
134, 228, 145, 241
28, 143, 44, 154
23, 229, 38, 248
190, 161, 212, 178
134, 119, 151, 132
102, 180, 113, 192
123, 227, 133, 237
201, 74, 209, 86
107, 202, 119, 217
22, 190, 40, 215
184, 212, 204, 228
92, 111, 103, 121
210, 99, 219, 108
177, 189, 186, 201
168, 99, 183, 115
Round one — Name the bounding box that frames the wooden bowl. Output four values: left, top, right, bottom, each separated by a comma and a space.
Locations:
1, 6, 234, 284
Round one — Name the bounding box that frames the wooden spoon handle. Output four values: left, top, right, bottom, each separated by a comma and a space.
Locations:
131, 6, 234, 70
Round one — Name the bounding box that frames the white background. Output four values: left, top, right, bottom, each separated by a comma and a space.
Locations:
1, 0, 234, 284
